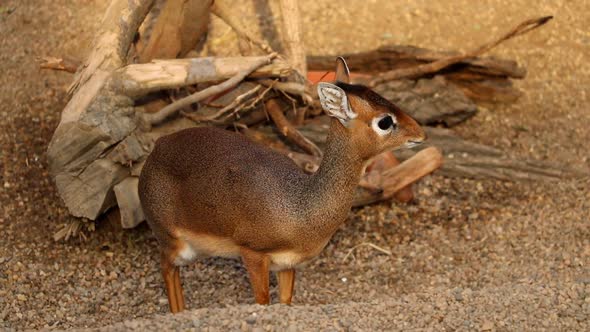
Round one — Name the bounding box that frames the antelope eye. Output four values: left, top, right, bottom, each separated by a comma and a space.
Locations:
378, 116, 394, 130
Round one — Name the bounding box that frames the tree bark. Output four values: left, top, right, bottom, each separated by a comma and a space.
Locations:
138, 0, 212, 63
279, 0, 307, 80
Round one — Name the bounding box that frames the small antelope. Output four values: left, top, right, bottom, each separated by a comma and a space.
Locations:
138, 57, 426, 313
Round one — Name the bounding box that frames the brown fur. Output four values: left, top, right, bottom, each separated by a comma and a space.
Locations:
138, 57, 426, 312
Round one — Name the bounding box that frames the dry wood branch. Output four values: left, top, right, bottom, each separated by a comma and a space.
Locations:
308, 45, 525, 103
308, 45, 525, 79
38, 56, 80, 73
265, 98, 323, 157
69, 0, 155, 95
144, 53, 277, 125
191, 84, 261, 122
138, 0, 212, 62
278, 0, 307, 80
236, 108, 269, 127
113, 56, 290, 97
259, 79, 309, 102
364, 151, 415, 203
113, 176, 144, 229
220, 83, 275, 122
370, 16, 552, 86
211, 0, 275, 54
397, 127, 589, 182
352, 147, 444, 207
182, 82, 274, 123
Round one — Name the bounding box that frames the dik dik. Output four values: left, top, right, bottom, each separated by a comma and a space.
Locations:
139, 57, 425, 313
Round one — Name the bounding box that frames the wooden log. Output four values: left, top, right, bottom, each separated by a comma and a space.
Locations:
371, 17, 551, 86
113, 177, 145, 229
278, 0, 307, 80
364, 151, 415, 203
307, 45, 525, 79
48, 57, 288, 173
396, 127, 589, 182
374, 76, 477, 126
138, 0, 212, 63
55, 159, 129, 219
352, 147, 443, 207
111, 56, 291, 98
69, 0, 155, 96
307, 44, 526, 103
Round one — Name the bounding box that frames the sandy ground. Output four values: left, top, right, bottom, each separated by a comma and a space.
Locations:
0, 0, 589, 330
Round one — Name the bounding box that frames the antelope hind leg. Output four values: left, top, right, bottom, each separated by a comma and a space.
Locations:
173, 265, 185, 312
161, 252, 185, 313
240, 248, 270, 304
277, 269, 296, 304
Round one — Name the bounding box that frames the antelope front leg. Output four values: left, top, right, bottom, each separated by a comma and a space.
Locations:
240, 248, 270, 304
277, 269, 296, 304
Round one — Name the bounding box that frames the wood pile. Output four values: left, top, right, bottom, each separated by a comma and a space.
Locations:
41, 0, 579, 240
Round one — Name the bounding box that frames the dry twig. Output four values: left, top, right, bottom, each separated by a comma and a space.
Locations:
265, 98, 323, 157
183, 84, 262, 122
370, 16, 553, 86
342, 242, 393, 263
145, 53, 277, 125
259, 79, 311, 104
38, 56, 80, 73
222, 83, 276, 121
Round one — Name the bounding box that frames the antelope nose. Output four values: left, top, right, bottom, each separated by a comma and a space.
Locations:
405, 136, 426, 148
413, 130, 427, 144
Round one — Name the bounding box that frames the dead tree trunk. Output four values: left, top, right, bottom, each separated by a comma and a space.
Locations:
47, 0, 291, 226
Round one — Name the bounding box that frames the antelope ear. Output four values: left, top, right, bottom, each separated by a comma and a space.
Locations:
335, 57, 350, 83
317, 82, 357, 122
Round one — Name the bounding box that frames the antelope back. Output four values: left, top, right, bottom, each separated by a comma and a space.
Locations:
317, 57, 426, 159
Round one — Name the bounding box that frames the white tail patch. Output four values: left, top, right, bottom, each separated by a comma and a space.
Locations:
173, 230, 242, 266
175, 245, 197, 266
269, 251, 306, 271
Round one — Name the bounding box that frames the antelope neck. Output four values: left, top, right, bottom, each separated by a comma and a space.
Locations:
302, 119, 365, 233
